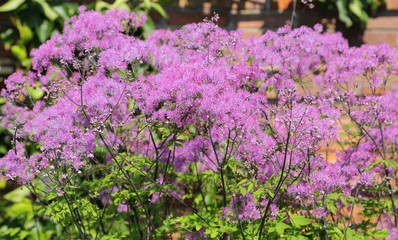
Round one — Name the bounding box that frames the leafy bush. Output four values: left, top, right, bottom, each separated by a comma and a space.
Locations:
302, 0, 385, 28
1, 6, 398, 239
0, 0, 167, 69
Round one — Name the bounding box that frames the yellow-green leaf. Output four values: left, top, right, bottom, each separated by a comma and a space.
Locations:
11, 44, 27, 62
33, 0, 59, 21
290, 215, 311, 228
151, 2, 168, 18
3, 186, 30, 202
0, 0, 25, 12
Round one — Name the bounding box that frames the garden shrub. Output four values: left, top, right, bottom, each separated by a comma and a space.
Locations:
1, 6, 398, 239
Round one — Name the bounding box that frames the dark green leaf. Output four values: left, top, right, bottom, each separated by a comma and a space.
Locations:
35, 19, 54, 43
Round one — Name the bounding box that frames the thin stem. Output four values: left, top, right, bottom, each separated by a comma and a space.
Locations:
27, 183, 41, 240
379, 122, 398, 226
131, 201, 144, 240
290, 0, 297, 28
208, 126, 227, 208
194, 162, 209, 211
63, 194, 87, 239
97, 132, 155, 235
343, 189, 359, 240
258, 123, 292, 239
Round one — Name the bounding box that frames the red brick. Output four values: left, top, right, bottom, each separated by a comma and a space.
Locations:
363, 31, 397, 47
386, 0, 398, 10
237, 19, 265, 28
241, 29, 264, 38
236, 12, 292, 29
0, 46, 11, 58
162, 10, 229, 27
274, 0, 307, 11
367, 15, 398, 30
244, 1, 262, 10
277, 0, 293, 11
386, 75, 398, 88
361, 86, 392, 95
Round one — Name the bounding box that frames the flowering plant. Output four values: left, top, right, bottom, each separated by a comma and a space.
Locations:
1, 6, 398, 239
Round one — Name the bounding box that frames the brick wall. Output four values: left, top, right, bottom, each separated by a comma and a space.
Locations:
152, 0, 398, 48
364, 2, 398, 47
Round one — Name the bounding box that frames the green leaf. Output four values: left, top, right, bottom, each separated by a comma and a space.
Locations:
151, 2, 168, 18
110, 0, 130, 10
35, 19, 54, 43
340, 195, 349, 205
95, 0, 111, 11
247, 181, 254, 193
206, 229, 219, 238
336, 0, 353, 27
6, 199, 32, 216
27, 82, 45, 100
237, 179, 247, 186
52, 6, 68, 21
17, 230, 29, 239
0, 28, 15, 46
345, 227, 355, 240
0, 0, 25, 12
275, 222, 291, 235
267, 189, 275, 198
3, 186, 30, 202
6, 227, 21, 237
328, 192, 341, 200
53, 3, 78, 21
240, 187, 247, 196
142, 17, 155, 35
143, 0, 151, 9
349, 0, 368, 24
288, 235, 309, 240
327, 202, 337, 214
11, 45, 27, 62
13, 18, 33, 44
368, 229, 388, 238
0, 97, 6, 104
332, 227, 344, 238
33, 0, 58, 21
21, 58, 31, 68
290, 215, 311, 228
0, 177, 6, 189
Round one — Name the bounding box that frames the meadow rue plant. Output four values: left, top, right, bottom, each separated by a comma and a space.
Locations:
1, 7, 398, 239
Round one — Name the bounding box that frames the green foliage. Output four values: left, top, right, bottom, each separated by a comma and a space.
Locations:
0, 0, 79, 68
319, 0, 385, 28
0, 1, 168, 239
0, 2, 397, 238
0, 184, 60, 239
0, 0, 167, 69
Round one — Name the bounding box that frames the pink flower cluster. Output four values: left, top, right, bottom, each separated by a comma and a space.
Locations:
1, 7, 398, 237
